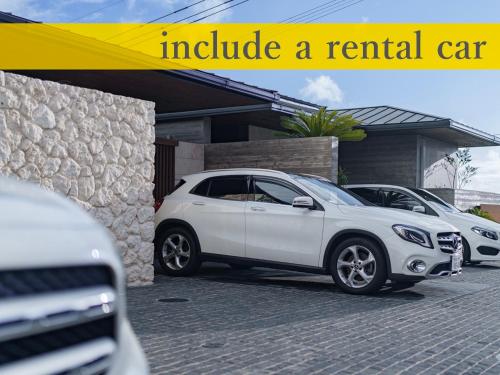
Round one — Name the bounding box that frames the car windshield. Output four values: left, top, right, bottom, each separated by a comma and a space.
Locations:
290, 174, 367, 206
408, 188, 461, 213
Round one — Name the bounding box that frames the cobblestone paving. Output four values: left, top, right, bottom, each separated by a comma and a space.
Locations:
128, 262, 500, 375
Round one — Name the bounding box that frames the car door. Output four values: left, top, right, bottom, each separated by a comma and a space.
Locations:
186, 175, 248, 257
245, 176, 325, 266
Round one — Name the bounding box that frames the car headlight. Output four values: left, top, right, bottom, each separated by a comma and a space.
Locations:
392, 224, 434, 248
471, 226, 499, 241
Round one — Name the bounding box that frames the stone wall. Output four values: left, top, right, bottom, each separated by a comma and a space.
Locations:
205, 137, 339, 182
0, 72, 156, 286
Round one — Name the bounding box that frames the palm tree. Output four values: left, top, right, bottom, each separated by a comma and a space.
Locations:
277, 108, 366, 141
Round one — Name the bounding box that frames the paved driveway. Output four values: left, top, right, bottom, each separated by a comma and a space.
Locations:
128, 263, 500, 375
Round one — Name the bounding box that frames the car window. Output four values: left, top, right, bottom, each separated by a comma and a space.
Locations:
252, 179, 300, 205
381, 189, 423, 212
291, 175, 365, 206
191, 179, 210, 197
349, 187, 381, 205
408, 188, 461, 213
207, 176, 248, 201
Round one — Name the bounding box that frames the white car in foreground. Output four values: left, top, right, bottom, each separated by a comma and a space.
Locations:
155, 169, 463, 294
346, 184, 500, 264
0, 177, 148, 375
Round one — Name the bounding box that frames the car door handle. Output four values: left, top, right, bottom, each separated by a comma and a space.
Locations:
192, 201, 206, 206
250, 206, 266, 212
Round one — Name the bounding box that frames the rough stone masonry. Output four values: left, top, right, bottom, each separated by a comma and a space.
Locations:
0, 71, 156, 286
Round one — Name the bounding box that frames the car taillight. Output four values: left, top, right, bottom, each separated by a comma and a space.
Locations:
154, 198, 164, 212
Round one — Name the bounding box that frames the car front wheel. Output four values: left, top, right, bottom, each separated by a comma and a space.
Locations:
330, 237, 387, 295
156, 227, 201, 276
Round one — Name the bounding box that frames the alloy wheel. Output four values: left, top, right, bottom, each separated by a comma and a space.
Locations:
336, 245, 377, 288
162, 233, 191, 270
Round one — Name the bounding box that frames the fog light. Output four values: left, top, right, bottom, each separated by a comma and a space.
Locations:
408, 260, 427, 273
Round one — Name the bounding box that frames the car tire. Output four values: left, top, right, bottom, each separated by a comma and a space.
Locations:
155, 226, 201, 276
462, 237, 471, 265
330, 237, 387, 295
229, 263, 253, 270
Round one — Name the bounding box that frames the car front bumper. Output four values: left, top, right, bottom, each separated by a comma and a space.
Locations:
385, 233, 462, 280
109, 319, 149, 375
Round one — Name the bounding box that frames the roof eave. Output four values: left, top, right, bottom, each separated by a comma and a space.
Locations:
449, 120, 500, 146
362, 119, 500, 147
156, 102, 305, 122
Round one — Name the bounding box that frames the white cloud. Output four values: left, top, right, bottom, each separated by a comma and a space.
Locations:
361, 16, 369, 23
468, 148, 500, 193
300, 75, 344, 106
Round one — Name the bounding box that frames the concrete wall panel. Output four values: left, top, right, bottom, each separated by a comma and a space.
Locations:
205, 137, 339, 182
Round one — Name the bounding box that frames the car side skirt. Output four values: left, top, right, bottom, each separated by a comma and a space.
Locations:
201, 253, 327, 275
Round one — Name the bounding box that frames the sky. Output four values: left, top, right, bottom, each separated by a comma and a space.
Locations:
2, 0, 499, 193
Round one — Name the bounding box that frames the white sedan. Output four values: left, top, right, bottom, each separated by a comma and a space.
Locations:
346, 184, 500, 264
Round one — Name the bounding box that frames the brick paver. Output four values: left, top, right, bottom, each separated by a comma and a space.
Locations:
127, 263, 500, 374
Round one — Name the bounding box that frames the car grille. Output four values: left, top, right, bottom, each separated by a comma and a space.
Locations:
0, 266, 113, 298
0, 266, 117, 375
437, 232, 463, 254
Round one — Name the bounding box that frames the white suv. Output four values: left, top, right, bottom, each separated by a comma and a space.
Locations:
346, 184, 500, 264
155, 169, 463, 294
0, 177, 148, 375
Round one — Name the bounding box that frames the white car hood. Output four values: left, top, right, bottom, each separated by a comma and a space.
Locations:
337, 205, 458, 233
0, 177, 97, 229
445, 211, 500, 231
0, 177, 122, 275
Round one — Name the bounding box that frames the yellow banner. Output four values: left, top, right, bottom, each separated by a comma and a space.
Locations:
1, 23, 498, 69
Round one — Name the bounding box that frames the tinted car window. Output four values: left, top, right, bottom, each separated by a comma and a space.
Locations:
408, 188, 461, 213
349, 187, 380, 205
192, 179, 210, 196
382, 189, 422, 212
207, 176, 248, 201
252, 179, 300, 205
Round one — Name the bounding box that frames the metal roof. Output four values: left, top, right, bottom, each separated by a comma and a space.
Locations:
0, 11, 37, 23
334, 105, 500, 147
335, 105, 446, 126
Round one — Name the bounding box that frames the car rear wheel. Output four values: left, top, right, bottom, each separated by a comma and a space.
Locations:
156, 227, 201, 276
330, 237, 387, 295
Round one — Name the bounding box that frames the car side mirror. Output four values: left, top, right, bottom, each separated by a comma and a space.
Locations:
293, 196, 314, 209
412, 205, 426, 214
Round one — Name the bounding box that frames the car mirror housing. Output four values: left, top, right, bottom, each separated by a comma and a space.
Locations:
293, 196, 314, 209
412, 205, 426, 214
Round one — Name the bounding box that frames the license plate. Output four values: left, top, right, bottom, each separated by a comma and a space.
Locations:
451, 254, 461, 273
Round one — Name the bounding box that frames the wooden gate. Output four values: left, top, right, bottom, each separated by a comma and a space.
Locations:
154, 138, 178, 201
